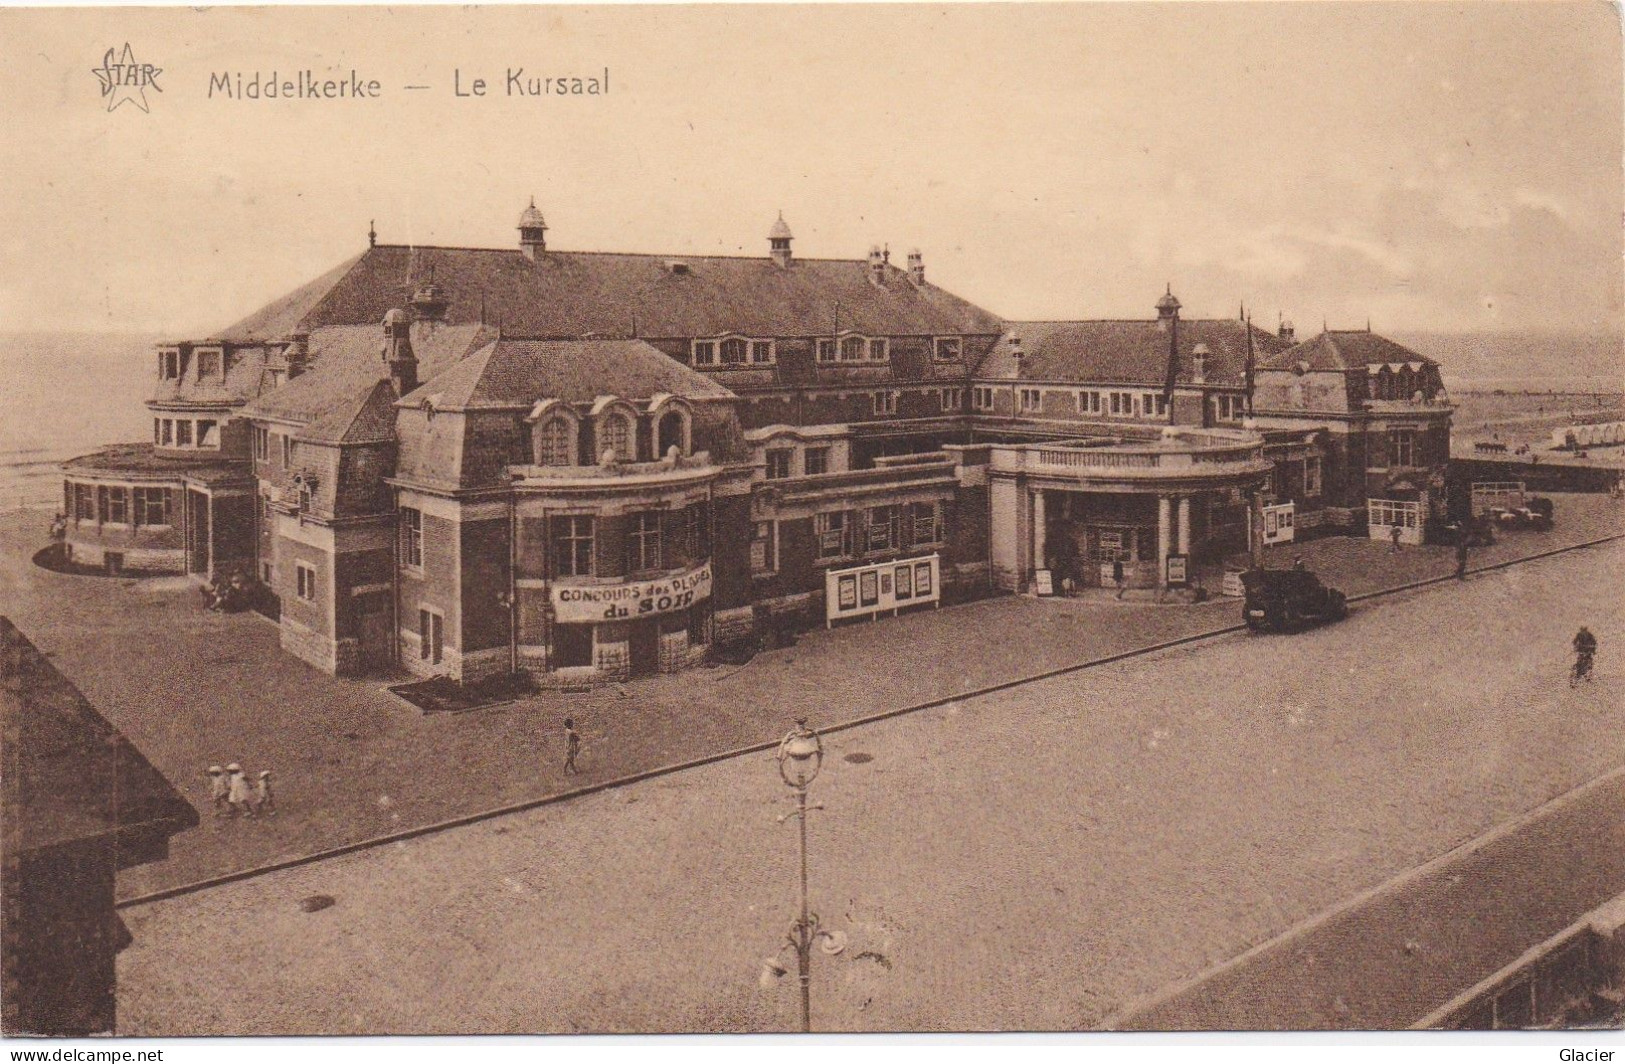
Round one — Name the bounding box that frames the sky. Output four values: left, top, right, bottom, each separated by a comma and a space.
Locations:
1, 2, 1620, 337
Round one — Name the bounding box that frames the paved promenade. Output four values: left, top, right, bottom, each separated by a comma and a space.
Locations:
0, 496, 1620, 898
113, 540, 1625, 1033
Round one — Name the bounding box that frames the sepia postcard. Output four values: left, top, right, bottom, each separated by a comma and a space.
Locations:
1, 0, 1622, 1049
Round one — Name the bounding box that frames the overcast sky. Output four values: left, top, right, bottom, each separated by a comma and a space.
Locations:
2, 2, 1620, 336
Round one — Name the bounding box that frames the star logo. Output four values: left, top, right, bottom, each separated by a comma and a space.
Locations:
93, 44, 163, 113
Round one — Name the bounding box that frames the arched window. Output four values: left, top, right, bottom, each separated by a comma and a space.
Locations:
840, 335, 866, 362
535, 418, 576, 466
657, 411, 687, 457
599, 413, 634, 462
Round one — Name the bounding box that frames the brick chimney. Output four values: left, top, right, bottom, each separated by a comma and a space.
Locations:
284, 331, 310, 380
867, 245, 885, 286
907, 249, 925, 286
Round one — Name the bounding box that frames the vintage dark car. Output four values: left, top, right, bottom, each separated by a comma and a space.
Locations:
1241, 568, 1349, 632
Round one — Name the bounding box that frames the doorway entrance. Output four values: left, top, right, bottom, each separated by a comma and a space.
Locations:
629, 618, 659, 677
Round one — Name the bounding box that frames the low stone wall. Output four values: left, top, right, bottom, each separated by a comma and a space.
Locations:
1422, 893, 1625, 1029
280, 614, 337, 674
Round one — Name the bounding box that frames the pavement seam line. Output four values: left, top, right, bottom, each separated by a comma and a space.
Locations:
1092, 762, 1625, 1031
114, 528, 1625, 911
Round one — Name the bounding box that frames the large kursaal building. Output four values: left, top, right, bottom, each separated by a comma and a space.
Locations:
61, 205, 1453, 684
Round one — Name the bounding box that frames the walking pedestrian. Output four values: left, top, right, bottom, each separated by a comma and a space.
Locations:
563, 718, 581, 775
253, 770, 275, 815
1389, 523, 1402, 553
208, 765, 229, 816
225, 763, 254, 817
1112, 558, 1126, 600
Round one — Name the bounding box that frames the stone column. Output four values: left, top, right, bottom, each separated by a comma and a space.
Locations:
1177, 496, 1192, 557
1156, 495, 1172, 592
1031, 488, 1047, 586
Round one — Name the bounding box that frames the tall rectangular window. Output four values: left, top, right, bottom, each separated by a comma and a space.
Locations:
939, 387, 963, 412
296, 563, 316, 601
720, 338, 748, 365
74, 484, 94, 522
804, 447, 830, 476
750, 520, 777, 574
552, 515, 594, 577
865, 505, 899, 552
176, 420, 193, 446
628, 511, 663, 572
198, 421, 219, 448
281, 435, 294, 469
691, 341, 717, 367
1304, 455, 1323, 497
867, 338, 889, 362
400, 507, 423, 568
102, 486, 128, 525
816, 339, 838, 363
253, 426, 269, 461
872, 391, 898, 417
906, 501, 942, 546
1019, 388, 1042, 413
814, 511, 850, 562
972, 386, 994, 411
133, 487, 169, 526
750, 340, 775, 365
1390, 428, 1416, 468
840, 336, 866, 363
765, 449, 793, 480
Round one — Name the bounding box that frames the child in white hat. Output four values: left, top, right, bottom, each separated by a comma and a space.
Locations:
254, 770, 275, 815
208, 766, 228, 816
226, 763, 254, 817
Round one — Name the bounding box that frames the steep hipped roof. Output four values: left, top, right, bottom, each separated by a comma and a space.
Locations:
1259, 330, 1440, 373
980, 319, 1292, 386
148, 343, 272, 406
298, 379, 401, 445
241, 322, 490, 424
218, 251, 371, 342
217, 244, 1002, 342
402, 338, 736, 411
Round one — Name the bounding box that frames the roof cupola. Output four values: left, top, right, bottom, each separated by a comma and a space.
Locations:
768, 212, 793, 268
518, 198, 548, 262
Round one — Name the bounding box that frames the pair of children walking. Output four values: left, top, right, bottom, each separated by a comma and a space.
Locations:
208, 763, 274, 817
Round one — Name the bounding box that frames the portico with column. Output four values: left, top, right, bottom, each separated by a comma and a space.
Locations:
988, 428, 1272, 598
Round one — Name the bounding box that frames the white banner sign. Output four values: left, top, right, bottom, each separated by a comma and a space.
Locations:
552, 562, 712, 623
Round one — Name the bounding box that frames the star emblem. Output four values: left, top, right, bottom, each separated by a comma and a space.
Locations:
93, 44, 163, 113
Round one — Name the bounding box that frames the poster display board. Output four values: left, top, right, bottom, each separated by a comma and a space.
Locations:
826, 554, 941, 626
1165, 554, 1189, 587
1261, 502, 1296, 545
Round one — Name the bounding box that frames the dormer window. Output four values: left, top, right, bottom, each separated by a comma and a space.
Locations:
159, 349, 181, 379
535, 417, 576, 466
840, 336, 866, 362
695, 336, 775, 368
598, 411, 634, 462
934, 337, 963, 361
821, 334, 889, 364
197, 350, 222, 379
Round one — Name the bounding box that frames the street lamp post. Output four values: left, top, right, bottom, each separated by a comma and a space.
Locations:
764, 717, 844, 1032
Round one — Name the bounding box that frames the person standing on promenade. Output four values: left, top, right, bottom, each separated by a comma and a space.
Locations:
254, 770, 276, 815
225, 763, 254, 817
1113, 558, 1126, 600
1389, 523, 1402, 553
208, 765, 229, 816
563, 718, 581, 775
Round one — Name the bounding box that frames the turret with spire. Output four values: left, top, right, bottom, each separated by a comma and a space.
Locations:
768, 211, 793, 268
518, 198, 548, 262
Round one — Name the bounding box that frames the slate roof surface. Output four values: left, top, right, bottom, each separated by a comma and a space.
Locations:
148, 344, 273, 407
402, 339, 737, 411
298, 379, 402, 445
217, 244, 1003, 343
241, 323, 491, 425
62, 444, 251, 485
1259, 330, 1440, 373
1, 617, 198, 857
980, 319, 1293, 387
